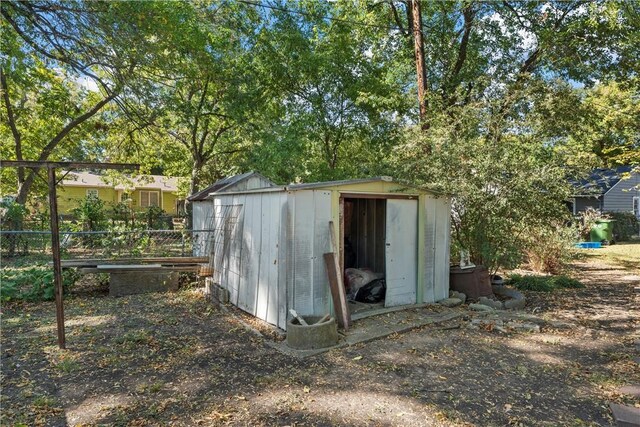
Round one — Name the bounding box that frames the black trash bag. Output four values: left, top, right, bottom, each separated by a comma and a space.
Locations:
354, 279, 386, 303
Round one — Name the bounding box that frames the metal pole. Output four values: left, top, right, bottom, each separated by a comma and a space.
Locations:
48, 167, 66, 349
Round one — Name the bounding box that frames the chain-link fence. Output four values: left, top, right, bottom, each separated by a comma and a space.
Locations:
0, 229, 215, 259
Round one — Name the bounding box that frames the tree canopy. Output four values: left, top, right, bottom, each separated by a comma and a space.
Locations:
2, 0, 638, 263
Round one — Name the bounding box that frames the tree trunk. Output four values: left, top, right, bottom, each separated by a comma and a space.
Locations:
411, 0, 429, 131
185, 159, 204, 230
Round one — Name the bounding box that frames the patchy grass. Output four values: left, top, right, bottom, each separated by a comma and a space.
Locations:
507, 274, 584, 292
577, 241, 640, 272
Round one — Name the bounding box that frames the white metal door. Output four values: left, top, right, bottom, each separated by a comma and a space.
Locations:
385, 199, 418, 307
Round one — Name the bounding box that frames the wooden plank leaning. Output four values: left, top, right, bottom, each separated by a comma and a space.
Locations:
324, 221, 350, 331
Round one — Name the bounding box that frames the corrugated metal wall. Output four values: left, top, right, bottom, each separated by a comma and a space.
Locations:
192, 201, 213, 256
423, 195, 451, 302
210, 192, 289, 329
288, 190, 333, 318
201, 186, 452, 330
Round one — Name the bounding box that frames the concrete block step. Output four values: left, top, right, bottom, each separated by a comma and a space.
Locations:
617, 385, 640, 398
610, 403, 640, 427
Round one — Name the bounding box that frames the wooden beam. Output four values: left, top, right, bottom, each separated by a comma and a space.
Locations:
326, 221, 351, 330
59, 256, 209, 267
324, 253, 350, 331
1, 160, 139, 170
339, 192, 418, 200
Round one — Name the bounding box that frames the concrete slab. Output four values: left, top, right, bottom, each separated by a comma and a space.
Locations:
609, 403, 640, 427
618, 385, 640, 398
266, 308, 463, 358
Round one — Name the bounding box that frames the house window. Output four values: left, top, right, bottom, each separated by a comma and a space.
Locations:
86, 189, 98, 198
633, 196, 639, 218
140, 190, 160, 208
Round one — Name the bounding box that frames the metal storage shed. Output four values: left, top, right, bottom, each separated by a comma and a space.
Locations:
189, 172, 275, 256
196, 176, 451, 330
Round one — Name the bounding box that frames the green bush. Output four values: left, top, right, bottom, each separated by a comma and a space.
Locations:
605, 211, 639, 241
72, 195, 107, 232
0, 265, 78, 302
507, 274, 584, 292
523, 224, 577, 274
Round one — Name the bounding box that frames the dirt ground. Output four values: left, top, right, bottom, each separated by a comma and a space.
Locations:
1, 256, 638, 426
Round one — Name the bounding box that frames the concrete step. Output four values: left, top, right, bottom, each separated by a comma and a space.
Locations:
618, 385, 640, 399
609, 403, 640, 427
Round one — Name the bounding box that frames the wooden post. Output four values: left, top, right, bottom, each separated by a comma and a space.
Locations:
326, 221, 350, 330
48, 167, 66, 349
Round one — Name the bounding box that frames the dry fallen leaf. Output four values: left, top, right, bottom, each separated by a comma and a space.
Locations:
352, 356, 363, 361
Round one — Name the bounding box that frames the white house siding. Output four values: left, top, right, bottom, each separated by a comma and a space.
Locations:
288, 190, 333, 318
423, 195, 451, 303
603, 173, 640, 213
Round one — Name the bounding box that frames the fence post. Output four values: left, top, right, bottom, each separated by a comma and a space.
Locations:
181, 231, 186, 256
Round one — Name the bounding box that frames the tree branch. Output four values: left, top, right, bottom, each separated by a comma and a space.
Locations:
0, 67, 25, 184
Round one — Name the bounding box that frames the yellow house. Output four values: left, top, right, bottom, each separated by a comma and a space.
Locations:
58, 171, 183, 216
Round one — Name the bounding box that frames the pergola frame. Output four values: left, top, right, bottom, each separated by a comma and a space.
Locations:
1, 160, 139, 349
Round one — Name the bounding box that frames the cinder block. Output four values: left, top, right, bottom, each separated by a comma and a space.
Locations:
610, 403, 640, 427
109, 271, 180, 297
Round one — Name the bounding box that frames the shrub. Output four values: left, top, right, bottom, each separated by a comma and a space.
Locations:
605, 211, 639, 241
576, 208, 609, 241
0, 265, 79, 302
523, 224, 578, 274
507, 273, 584, 292
72, 195, 107, 232
143, 205, 166, 230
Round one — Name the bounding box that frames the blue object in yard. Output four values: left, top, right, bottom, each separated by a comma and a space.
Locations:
575, 242, 602, 249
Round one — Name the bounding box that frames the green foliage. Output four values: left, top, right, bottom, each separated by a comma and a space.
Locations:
394, 96, 573, 274
507, 274, 584, 293
72, 195, 107, 232
606, 211, 640, 241
576, 208, 610, 241
559, 82, 640, 168
523, 225, 578, 274
111, 202, 135, 228
0, 199, 28, 227
246, 1, 409, 183
0, 265, 78, 302
142, 206, 166, 230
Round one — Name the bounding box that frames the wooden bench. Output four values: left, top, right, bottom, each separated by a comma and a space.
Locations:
59, 257, 210, 297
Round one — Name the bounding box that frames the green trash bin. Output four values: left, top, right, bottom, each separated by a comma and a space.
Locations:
590, 219, 615, 243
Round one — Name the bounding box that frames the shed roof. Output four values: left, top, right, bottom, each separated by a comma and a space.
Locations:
188, 171, 274, 201
571, 166, 634, 196
205, 176, 445, 198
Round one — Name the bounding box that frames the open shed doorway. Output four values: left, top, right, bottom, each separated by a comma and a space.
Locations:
343, 197, 387, 316
342, 196, 419, 317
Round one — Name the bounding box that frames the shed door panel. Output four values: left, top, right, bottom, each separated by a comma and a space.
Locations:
385, 199, 418, 307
